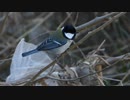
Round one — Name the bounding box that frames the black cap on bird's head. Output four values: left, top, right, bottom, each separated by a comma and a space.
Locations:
62, 24, 76, 40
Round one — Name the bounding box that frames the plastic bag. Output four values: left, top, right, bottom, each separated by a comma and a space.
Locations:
6, 38, 60, 85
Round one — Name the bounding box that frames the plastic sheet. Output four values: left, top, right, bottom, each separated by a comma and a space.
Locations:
6, 38, 60, 85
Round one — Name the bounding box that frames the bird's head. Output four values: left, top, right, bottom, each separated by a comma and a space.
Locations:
61, 24, 76, 40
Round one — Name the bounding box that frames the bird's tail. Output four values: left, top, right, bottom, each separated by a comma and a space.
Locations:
22, 49, 38, 57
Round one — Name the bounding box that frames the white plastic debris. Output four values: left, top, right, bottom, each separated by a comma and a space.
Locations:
6, 38, 60, 85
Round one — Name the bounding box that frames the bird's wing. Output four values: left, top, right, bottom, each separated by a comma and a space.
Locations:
36, 38, 67, 50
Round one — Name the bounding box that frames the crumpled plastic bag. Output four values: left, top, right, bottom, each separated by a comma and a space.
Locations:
6, 38, 60, 86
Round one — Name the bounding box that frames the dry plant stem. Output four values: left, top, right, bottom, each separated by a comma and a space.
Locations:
96, 65, 103, 77
98, 56, 111, 66
16, 12, 55, 42
103, 76, 123, 86
122, 70, 130, 82
92, 40, 106, 55
0, 12, 10, 36
104, 73, 126, 78
97, 75, 105, 86
118, 70, 130, 85
77, 12, 127, 46
36, 12, 49, 18
57, 12, 73, 29
0, 47, 8, 55
25, 12, 126, 85
72, 41, 86, 59
102, 77, 121, 82
89, 64, 105, 86
75, 12, 120, 32
100, 53, 130, 66
93, 40, 105, 81
0, 58, 12, 62
66, 12, 74, 24
73, 12, 79, 25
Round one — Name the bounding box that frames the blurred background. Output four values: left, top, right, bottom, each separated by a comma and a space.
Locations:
0, 12, 130, 85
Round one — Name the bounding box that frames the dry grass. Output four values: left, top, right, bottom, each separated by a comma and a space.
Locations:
0, 12, 130, 86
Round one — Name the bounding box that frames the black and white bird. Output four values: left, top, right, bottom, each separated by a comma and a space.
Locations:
22, 24, 76, 58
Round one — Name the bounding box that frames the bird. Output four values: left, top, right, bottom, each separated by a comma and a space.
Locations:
22, 24, 77, 58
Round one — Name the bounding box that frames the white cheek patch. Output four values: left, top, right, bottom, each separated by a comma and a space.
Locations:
64, 32, 74, 39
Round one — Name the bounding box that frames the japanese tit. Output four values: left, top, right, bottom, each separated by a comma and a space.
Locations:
22, 24, 76, 58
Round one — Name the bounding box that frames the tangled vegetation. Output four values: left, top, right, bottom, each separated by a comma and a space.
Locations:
0, 12, 130, 86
